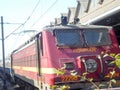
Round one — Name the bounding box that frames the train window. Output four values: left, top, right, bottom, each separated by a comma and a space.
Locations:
55, 29, 83, 48
83, 29, 111, 46
34, 54, 37, 65
21, 59, 23, 66
30, 55, 32, 66
24, 57, 26, 66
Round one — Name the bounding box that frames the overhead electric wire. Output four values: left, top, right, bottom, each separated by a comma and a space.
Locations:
23, 0, 41, 25
0, 22, 23, 24
4, 24, 24, 40
4, 0, 41, 40
31, 0, 58, 27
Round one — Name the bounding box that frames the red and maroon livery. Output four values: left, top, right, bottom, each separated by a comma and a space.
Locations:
11, 25, 120, 90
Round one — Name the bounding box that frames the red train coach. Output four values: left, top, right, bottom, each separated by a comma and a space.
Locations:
11, 24, 120, 90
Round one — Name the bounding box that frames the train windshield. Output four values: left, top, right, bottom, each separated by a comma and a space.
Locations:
83, 29, 111, 46
55, 29, 83, 47
55, 28, 111, 48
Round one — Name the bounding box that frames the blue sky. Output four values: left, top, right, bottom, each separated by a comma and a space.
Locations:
0, 0, 77, 59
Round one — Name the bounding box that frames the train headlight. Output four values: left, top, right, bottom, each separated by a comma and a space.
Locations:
86, 59, 97, 73
64, 62, 74, 70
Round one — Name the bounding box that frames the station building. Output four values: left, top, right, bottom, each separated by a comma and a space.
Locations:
76, 0, 120, 26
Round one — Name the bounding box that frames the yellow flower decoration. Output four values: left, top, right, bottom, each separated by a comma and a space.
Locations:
56, 68, 65, 76
115, 53, 120, 68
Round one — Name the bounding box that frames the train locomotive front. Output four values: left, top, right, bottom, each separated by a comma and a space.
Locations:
11, 25, 120, 90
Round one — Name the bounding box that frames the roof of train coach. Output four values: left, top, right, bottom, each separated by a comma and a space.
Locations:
11, 24, 112, 54
44, 24, 112, 31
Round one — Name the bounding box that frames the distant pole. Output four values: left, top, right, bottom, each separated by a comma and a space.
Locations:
1, 16, 6, 89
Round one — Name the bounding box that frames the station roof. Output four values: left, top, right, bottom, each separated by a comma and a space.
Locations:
87, 6, 120, 26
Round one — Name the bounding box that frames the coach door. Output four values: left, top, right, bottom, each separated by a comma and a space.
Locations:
36, 33, 43, 76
